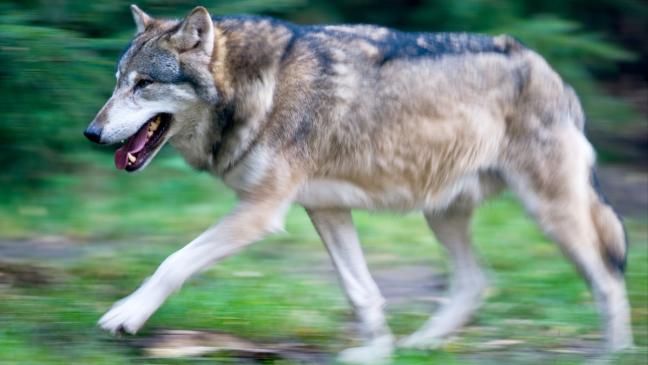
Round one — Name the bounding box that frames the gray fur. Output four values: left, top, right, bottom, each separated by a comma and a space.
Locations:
87, 7, 634, 362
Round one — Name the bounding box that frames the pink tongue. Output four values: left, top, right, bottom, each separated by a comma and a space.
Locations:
114, 123, 150, 169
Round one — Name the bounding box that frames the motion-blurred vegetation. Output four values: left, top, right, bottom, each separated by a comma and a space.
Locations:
0, 2, 647, 364
0, 0, 646, 184
1, 162, 647, 364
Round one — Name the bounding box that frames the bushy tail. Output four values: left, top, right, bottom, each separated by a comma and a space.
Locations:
564, 82, 625, 273
591, 171, 628, 274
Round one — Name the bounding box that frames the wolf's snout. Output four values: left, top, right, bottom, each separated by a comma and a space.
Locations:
84, 123, 104, 144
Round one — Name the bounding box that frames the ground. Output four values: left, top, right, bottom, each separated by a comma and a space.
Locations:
0, 153, 646, 364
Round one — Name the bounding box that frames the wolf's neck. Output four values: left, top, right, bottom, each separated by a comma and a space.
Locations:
209, 17, 294, 175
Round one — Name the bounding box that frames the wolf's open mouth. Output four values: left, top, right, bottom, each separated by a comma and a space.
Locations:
114, 113, 172, 171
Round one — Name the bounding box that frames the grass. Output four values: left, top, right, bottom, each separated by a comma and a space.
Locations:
0, 150, 646, 364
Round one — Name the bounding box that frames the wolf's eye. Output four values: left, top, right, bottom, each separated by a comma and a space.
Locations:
134, 79, 153, 91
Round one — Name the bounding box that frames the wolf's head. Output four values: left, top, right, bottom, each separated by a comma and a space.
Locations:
84, 5, 218, 172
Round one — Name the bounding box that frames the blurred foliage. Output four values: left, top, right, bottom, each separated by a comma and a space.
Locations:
0, 166, 647, 363
0, 3, 646, 363
0, 0, 645, 181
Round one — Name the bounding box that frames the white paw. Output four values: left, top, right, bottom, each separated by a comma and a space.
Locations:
397, 332, 445, 350
338, 335, 394, 364
98, 291, 161, 335
607, 336, 635, 352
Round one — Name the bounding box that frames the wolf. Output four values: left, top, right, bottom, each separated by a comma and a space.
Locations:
84, 5, 633, 363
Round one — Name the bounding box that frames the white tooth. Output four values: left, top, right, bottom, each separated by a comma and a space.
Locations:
147, 130, 153, 138
150, 123, 158, 132
127, 153, 136, 163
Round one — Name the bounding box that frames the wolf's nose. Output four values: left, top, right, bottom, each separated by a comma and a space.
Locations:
83, 124, 104, 144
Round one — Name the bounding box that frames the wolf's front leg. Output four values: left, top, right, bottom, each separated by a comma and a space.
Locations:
98, 194, 294, 335
307, 209, 394, 364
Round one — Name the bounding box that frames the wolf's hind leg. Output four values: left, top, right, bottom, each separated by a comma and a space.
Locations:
501, 118, 633, 350
307, 208, 394, 364
399, 205, 487, 349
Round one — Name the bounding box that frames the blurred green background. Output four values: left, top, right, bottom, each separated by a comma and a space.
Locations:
0, 1, 646, 364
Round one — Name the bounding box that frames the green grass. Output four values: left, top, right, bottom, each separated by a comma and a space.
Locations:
0, 151, 646, 364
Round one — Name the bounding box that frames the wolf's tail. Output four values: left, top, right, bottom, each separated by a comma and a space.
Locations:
566, 82, 627, 274
590, 171, 628, 274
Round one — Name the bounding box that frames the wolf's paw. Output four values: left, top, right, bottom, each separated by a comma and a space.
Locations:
397, 332, 445, 350
607, 336, 635, 353
98, 292, 160, 335
337, 334, 394, 364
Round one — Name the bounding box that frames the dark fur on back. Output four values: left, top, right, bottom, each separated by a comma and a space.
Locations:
215, 15, 522, 69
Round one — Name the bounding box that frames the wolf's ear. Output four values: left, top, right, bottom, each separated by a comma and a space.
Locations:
131, 4, 153, 33
170, 6, 214, 55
